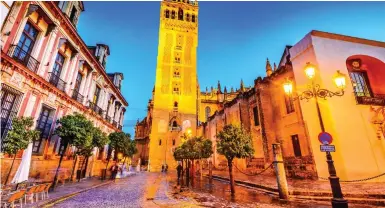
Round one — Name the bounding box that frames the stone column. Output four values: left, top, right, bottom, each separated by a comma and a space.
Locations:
272, 143, 289, 200
38, 26, 59, 76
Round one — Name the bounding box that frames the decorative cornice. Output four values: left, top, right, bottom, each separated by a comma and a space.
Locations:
42, 2, 128, 106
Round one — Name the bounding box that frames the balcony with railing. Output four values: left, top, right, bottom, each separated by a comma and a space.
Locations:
48, 72, 66, 92
354, 93, 385, 106
105, 115, 112, 123
88, 101, 104, 117
118, 124, 122, 130
8, 45, 40, 73
72, 89, 84, 104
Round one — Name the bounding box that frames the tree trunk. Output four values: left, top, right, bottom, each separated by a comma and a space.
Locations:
78, 156, 87, 182
4, 154, 17, 185
181, 160, 184, 187
228, 160, 235, 196
186, 160, 190, 187
52, 142, 68, 191
200, 158, 203, 180
70, 154, 78, 181
191, 159, 195, 186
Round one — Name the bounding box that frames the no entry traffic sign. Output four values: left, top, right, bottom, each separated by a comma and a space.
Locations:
318, 132, 333, 145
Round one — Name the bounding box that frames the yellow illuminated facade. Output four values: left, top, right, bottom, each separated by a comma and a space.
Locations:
148, 0, 199, 171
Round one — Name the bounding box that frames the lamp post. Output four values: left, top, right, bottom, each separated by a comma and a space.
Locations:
283, 62, 348, 208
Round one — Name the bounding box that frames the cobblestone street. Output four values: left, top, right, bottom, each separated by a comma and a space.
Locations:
51, 172, 198, 208
47, 172, 381, 208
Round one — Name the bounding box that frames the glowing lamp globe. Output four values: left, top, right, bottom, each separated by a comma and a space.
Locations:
334, 70, 346, 90
304, 62, 316, 79
283, 79, 293, 95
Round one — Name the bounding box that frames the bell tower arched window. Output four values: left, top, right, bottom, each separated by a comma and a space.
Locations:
165, 9, 170, 18
178, 8, 184, 20
171, 11, 176, 19
192, 14, 196, 22
186, 13, 190, 22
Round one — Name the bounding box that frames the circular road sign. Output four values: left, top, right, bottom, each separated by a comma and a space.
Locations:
318, 132, 333, 145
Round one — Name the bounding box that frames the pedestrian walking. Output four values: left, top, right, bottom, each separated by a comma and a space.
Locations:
161, 164, 164, 172
165, 164, 168, 172
111, 162, 120, 182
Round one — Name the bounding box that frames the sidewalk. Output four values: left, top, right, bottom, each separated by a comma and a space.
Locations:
209, 170, 385, 199
26, 177, 113, 208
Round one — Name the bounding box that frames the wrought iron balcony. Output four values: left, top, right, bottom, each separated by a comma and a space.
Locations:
8, 45, 40, 73
118, 124, 122, 130
105, 116, 112, 123
88, 101, 104, 116
72, 89, 84, 104
48, 72, 66, 92
355, 93, 385, 106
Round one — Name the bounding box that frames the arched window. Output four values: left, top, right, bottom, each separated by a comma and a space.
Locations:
192, 14, 196, 22
174, 102, 178, 107
178, 8, 184, 20
173, 68, 180, 77
172, 139, 176, 146
159, 139, 162, 146
186, 13, 190, 22
165, 9, 170, 18
205, 106, 211, 121
171, 11, 176, 19
172, 120, 178, 127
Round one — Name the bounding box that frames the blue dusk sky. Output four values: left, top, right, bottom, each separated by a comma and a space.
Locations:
77, 1, 385, 136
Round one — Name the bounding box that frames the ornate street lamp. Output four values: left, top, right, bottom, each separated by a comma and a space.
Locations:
283, 63, 348, 208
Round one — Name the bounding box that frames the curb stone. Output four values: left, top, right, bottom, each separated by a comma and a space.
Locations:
35, 181, 113, 208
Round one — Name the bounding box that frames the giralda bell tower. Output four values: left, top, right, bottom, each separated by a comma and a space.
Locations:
148, 0, 199, 171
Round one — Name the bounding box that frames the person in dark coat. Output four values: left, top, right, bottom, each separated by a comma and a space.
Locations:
111, 162, 119, 182
161, 164, 165, 172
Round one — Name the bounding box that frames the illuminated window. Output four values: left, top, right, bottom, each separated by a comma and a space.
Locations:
350, 71, 372, 97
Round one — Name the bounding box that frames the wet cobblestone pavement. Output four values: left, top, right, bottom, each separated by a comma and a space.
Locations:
50, 172, 379, 208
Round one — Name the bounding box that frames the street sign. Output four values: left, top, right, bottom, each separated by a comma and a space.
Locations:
320, 145, 335, 152
318, 132, 333, 145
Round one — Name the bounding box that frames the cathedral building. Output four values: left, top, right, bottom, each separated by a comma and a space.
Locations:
135, 2, 385, 181
1, 1, 128, 182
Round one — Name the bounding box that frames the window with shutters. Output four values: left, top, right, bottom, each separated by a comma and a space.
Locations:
0, 84, 23, 140
34, 106, 55, 154
284, 94, 295, 114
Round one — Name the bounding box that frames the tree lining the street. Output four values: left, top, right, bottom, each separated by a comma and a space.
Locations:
216, 124, 254, 196
173, 136, 213, 186
2, 117, 40, 185
53, 113, 109, 189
